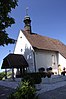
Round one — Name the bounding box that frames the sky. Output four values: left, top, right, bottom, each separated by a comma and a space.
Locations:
0, 0, 66, 72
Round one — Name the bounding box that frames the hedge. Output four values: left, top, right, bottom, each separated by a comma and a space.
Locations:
22, 73, 42, 84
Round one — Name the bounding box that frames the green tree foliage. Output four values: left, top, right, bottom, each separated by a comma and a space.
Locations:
0, 71, 6, 80
0, 0, 18, 46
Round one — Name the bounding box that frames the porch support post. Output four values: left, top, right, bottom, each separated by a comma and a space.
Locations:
20, 68, 22, 77
5, 69, 7, 79
12, 67, 15, 80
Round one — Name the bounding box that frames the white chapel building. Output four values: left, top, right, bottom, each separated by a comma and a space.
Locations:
14, 15, 66, 75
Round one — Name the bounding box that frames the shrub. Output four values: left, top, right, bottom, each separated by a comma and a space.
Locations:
46, 67, 52, 72
39, 72, 46, 78
32, 73, 41, 84
61, 71, 65, 76
49, 67, 52, 70
22, 75, 35, 87
38, 67, 45, 72
8, 81, 37, 99
46, 72, 51, 78
0, 72, 6, 80
22, 73, 42, 84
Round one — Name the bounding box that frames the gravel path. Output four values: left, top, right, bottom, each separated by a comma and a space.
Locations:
38, 85, 66, 99
0, 86, 15, 99
0, 77, 66, 99
1, 85, 66, 99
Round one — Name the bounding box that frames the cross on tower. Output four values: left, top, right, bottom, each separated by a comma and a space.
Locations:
26, 7, 29, 16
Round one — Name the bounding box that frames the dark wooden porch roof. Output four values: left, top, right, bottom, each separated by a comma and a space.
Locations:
1, 54, 28, 69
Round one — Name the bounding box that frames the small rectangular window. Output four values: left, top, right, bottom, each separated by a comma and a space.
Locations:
20, 36, 22, 38
21, 49, 22, 52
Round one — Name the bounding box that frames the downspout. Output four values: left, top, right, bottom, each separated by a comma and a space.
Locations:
33, 51, 36, 72
57, 52, 59, 65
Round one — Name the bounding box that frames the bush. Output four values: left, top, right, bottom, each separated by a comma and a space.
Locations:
22, 73, 42, 84
61, 71, 65, 76
46, 67, 52, 72
38, 67, 45, 72
8, 81, 37, 99
46, 72, 51, 78
22, 75, 35, 87
0, 72, 6, 80
39, 72, 46, 78
32, 73, 41, 84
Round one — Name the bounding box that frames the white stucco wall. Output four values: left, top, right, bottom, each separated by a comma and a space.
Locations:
58, 53, 66, 70
14, 30, 35, 72
35, 50, 58, 73
14, 30, 66, 75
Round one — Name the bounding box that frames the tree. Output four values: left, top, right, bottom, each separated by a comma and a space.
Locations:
0, 0, 18, 46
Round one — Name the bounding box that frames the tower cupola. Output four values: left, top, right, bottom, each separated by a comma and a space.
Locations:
23, 8, 31, 33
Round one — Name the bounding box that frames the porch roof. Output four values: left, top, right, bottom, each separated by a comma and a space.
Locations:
1, 54, 28, 69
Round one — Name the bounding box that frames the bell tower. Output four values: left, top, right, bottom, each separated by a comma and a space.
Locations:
23, 8, 31, 33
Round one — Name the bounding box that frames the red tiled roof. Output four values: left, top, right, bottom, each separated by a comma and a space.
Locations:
22, 30, 66, 59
